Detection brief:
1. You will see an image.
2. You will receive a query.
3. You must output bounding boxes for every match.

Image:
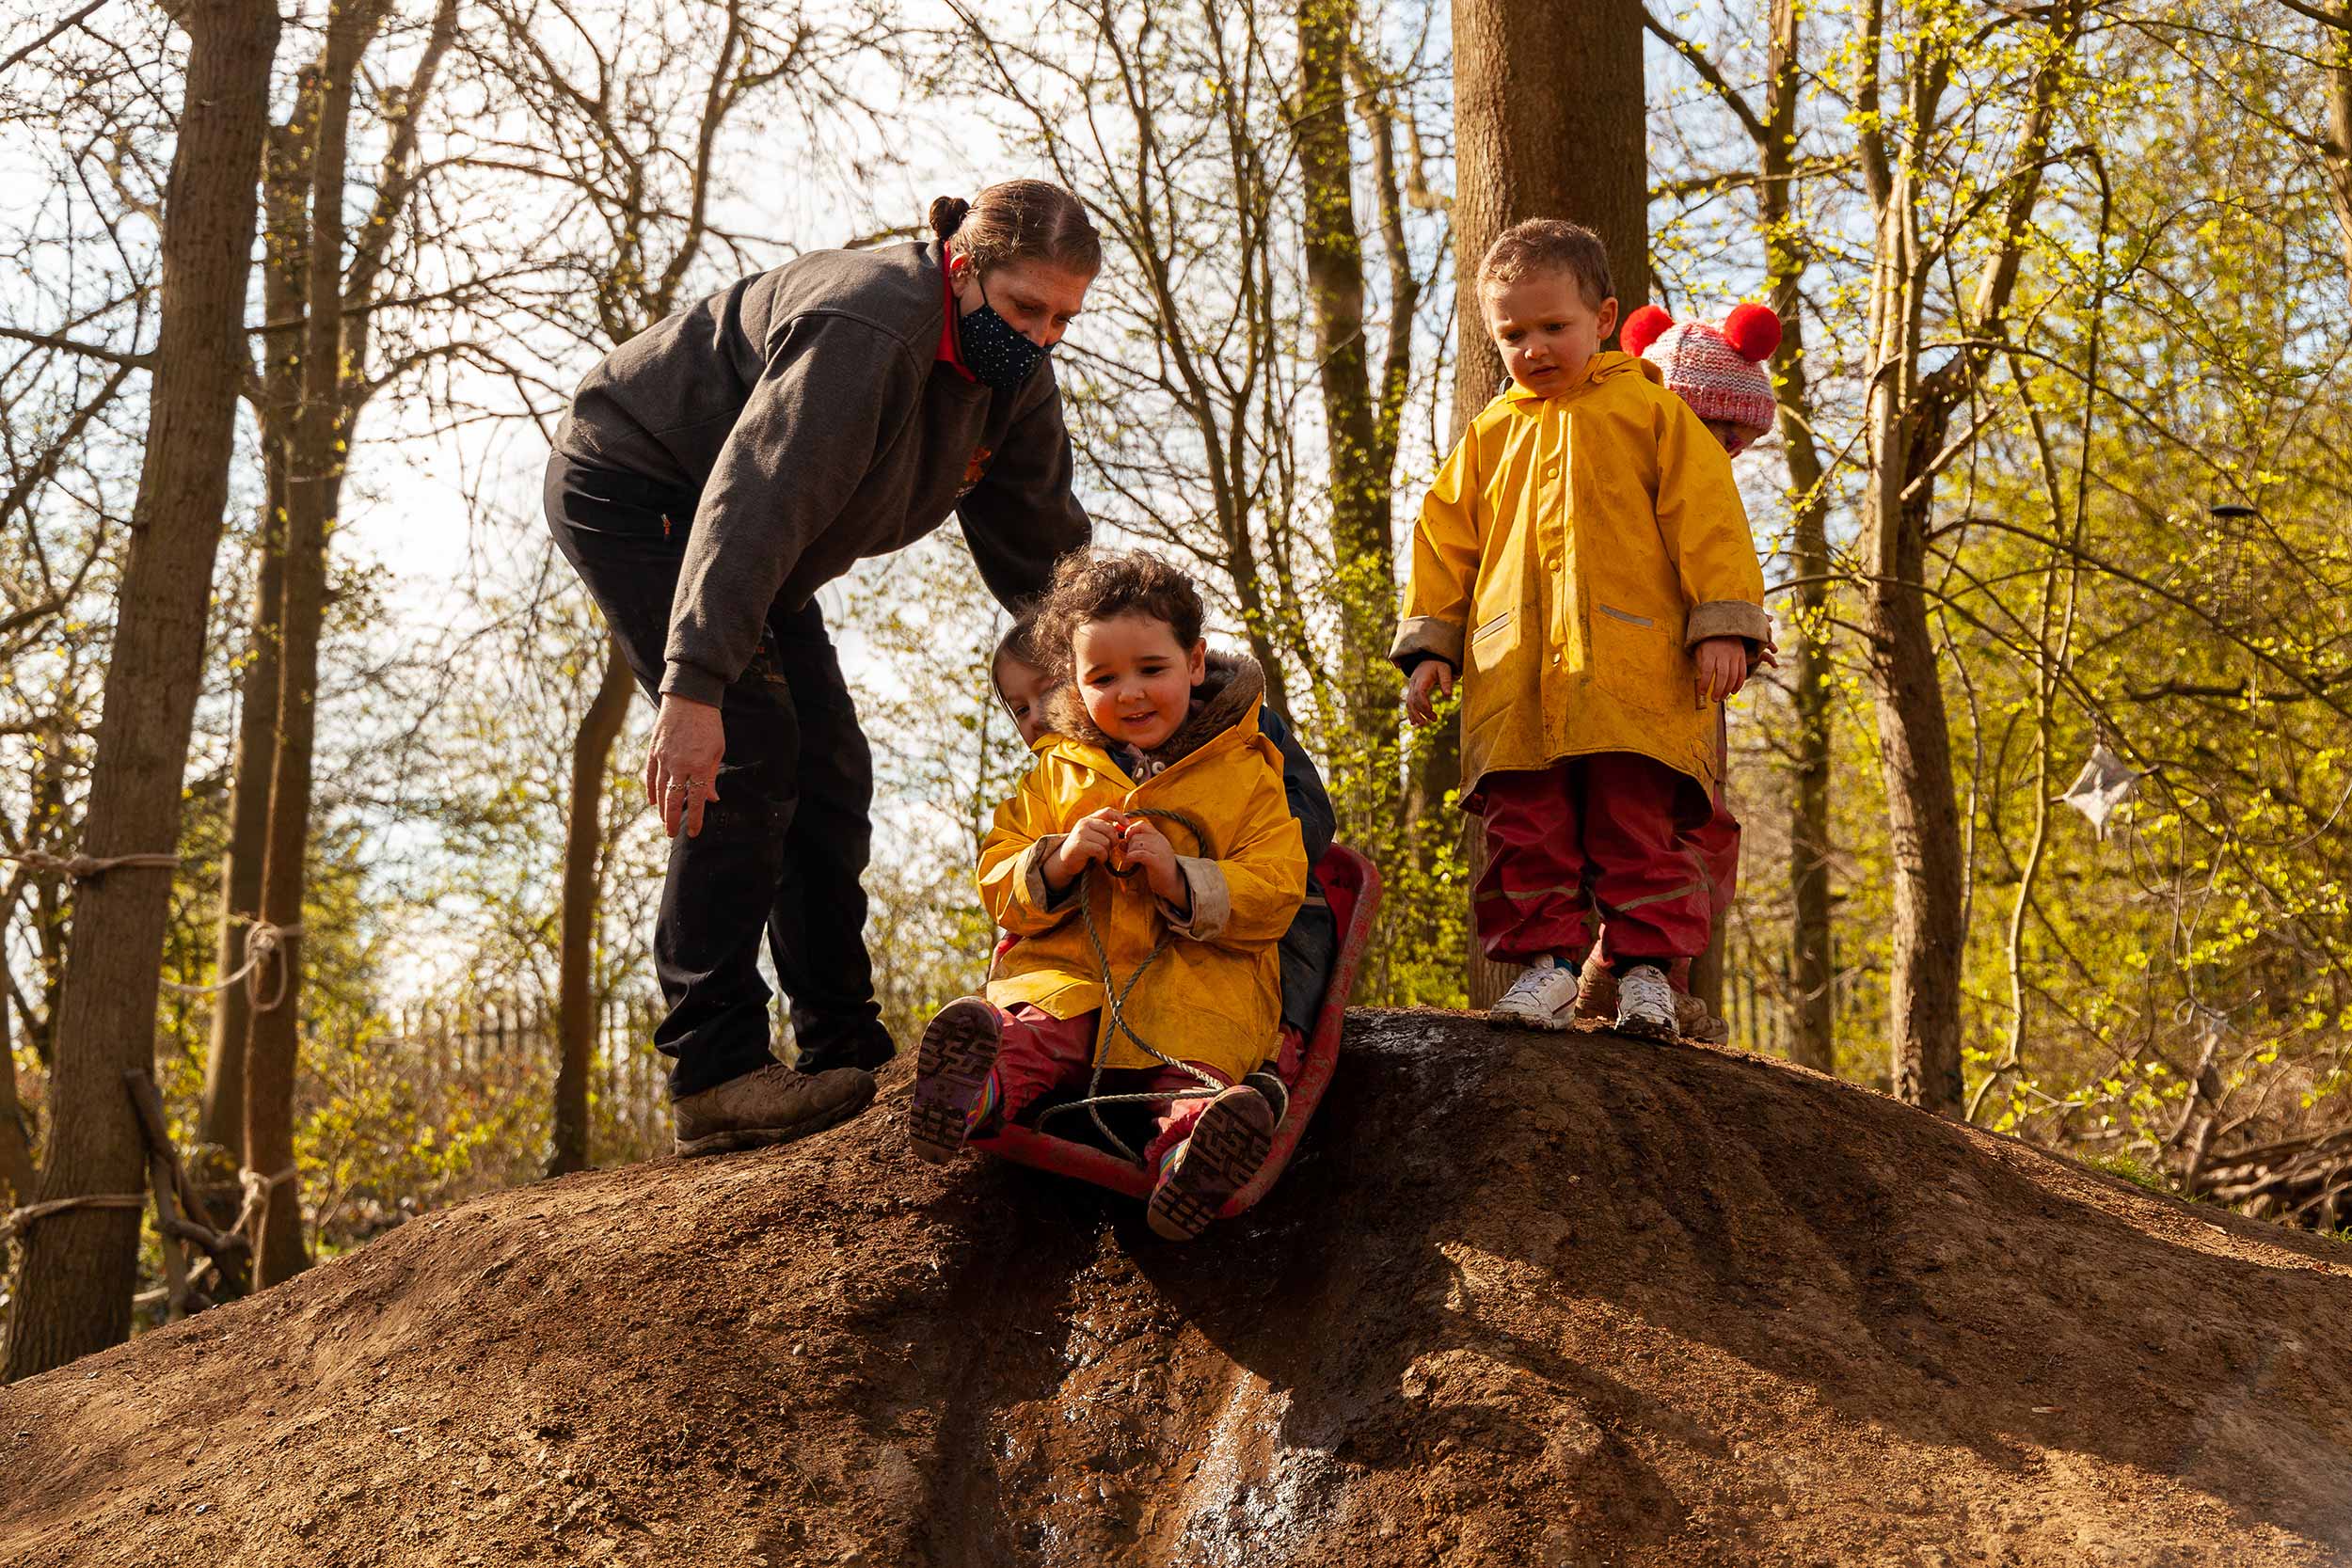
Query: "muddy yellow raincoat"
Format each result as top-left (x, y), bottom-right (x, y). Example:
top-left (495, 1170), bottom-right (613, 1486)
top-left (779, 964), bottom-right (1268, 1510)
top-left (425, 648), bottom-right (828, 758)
top-left (1391, 352), bottom-right (1771, 795)
top-left (978, 656), bottom-right (1306, 1085)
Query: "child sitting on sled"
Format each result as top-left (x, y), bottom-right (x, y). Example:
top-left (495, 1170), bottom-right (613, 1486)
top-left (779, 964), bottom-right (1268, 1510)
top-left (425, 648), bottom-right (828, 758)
top-left (1392, 218), bottom-right (1772, 1038)
top-left (915, 549), bottom-right (1308, 1241)
top-left (992, 615), bottom-right (1339, 1086)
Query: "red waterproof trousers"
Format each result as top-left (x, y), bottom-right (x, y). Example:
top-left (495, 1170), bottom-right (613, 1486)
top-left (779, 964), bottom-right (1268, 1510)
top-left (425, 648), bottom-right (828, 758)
top-left (1469, 752), bottom-right (1715, 967)
top-left (985, 1003), bottom-right (1230, 1165)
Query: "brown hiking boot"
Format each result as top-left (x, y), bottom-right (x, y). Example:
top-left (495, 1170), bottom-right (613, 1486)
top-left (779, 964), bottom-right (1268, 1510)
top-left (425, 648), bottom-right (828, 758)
top-left (673, 1063), bottom-right (876, 1158)
top-left (908, 997), bottom-right (1003, 1165)
top-left (1148, 1085), bottom-right (1275, 1243)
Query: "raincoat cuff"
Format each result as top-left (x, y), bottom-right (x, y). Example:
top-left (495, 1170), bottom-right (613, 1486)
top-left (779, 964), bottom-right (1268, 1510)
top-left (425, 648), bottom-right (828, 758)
top-left (1023, 837), bottom-right (1080, 913)
top-left (1390, 616), bottom-right (1463, 673)
top-left (1684, 600), bottom-right (1772, 651)
top-left (1160, 857), bottom-right (1231, 941)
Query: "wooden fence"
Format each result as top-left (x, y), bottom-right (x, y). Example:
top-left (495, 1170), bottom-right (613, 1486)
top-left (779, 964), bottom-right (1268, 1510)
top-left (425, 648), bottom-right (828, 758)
top-left (375, 993), bottom-right (672, 1155)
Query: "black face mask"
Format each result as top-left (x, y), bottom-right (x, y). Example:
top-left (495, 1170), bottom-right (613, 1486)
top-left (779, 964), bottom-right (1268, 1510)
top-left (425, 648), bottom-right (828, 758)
top-left (959, 278), bottom-right (1051, 392)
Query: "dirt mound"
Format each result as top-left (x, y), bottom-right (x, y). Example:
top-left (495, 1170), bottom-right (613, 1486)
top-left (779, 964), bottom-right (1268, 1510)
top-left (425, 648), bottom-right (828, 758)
top-left (5, 1013), bottom-right (2351, 1567)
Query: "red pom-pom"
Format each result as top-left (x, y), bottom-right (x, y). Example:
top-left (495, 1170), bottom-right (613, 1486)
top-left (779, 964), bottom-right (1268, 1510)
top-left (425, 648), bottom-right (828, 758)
top-left (1721, 303), bottom-right (1782, 362)
top-left (1620, 305), bottom-right (1674, 357)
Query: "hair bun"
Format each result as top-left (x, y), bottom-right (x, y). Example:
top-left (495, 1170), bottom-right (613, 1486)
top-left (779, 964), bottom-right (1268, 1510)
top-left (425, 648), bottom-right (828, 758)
top-left (1721, 303), bottom-right (1783, 362)
top-left (929, 196), bottom-right (971, 241)
top-left (1620, 304), bottom-right (1674, 357)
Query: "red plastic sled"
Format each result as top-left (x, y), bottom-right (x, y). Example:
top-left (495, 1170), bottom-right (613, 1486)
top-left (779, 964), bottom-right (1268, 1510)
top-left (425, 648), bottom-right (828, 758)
top-left (968, 843), bottom-right (1382, 1218)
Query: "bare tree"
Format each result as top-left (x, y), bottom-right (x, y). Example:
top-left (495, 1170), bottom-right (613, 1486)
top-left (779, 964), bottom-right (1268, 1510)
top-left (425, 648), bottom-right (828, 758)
top-left (0, 991), bottom-right (31, 1208)
top-left (194, 57), bottom-right (315, 1157)
top-left (245, 0), bottom-right (461, 1286)
top-left (1295, 0), bottom-right (1405, 823)
top-left (5, 0), bottom-right (281, 1380)
top-left (1645, 0), bottom-right (1839, 1067)
top-left (1852, 0), bottom-right (2089, 1115)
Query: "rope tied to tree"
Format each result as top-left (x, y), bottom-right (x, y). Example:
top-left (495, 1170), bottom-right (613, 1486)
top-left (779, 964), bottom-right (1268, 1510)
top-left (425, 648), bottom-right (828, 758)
top-left (237, 1164), bottom-right (300, 1250)
top-left (0, 849), bottom-right (179, 881)
top-left (158, 919), bottom-right (304, 1011)
top-left (1034, 807), bottom-right (1230, 1166)
top-left (0, 1191), bottom-right (147, 1246)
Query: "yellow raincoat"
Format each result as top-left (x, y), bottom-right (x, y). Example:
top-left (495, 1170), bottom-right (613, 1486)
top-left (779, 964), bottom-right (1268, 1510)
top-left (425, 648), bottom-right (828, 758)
top-left (978, 655), bottom-right (1307, 1085)
top-left (1392, 351), bottom-right (1771, 795)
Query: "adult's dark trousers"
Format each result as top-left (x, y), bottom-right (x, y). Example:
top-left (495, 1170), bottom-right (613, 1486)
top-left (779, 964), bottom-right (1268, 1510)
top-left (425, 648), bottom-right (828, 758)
top-left (543, 454), bottom-right (895, 1097)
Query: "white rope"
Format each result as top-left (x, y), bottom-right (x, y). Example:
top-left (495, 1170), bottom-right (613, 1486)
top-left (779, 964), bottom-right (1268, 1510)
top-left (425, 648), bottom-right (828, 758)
top-left (0, 1191), bottom-right (147, 1245)
top-left (1033, 808), bottom-right (1227, 1165)
top-left (159, 920), bottom-right (303, 1011)
top-left (237, 1164), bottom-right (299, 1247)
top-left (1, 849), bottom-right (179, 880)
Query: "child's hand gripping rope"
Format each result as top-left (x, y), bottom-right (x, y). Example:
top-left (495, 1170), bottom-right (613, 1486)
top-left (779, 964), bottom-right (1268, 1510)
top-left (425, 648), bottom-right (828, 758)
top-left (1034, 806), bottom-right (1229, 1165)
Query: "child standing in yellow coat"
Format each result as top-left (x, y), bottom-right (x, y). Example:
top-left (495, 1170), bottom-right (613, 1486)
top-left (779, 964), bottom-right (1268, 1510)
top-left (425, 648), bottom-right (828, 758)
top-left (1393, 219), bottom-right (1772, 1037)
top-left (913, 550), bottom-right (1307, 1240)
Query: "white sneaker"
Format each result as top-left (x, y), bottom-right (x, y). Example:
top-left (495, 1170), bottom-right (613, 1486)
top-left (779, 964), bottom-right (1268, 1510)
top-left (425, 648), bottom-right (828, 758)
top-left (1488, 956), bottom-right (1581, 1031)
top-left (1613, 963), bottom-right (1679, 1039)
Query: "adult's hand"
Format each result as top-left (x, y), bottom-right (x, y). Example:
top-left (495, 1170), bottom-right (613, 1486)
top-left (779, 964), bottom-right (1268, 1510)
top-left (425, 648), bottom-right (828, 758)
top-left (647, 693), bottom-right (725, 838)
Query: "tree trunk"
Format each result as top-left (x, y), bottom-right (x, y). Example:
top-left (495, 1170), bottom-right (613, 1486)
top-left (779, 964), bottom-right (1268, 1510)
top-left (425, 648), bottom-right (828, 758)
top-left (548, 634), bottom-right (635, 1177)
top-left (4, 0), bottom-right (279, 1382)
top-left (196, 516), bottom-right (286, 1152)
top-left (1860, 151), bottom-right (1966, 1116)
top-left (1856, 0), bottom-right (2081, 1117)
top-left (2325, 15), bottom-right (2352, 310)
top-left (199, 90), bottom-right (313, 1156)
top-left (1451, 0), bottom-right (1646, 1006)
top-left (1761, 0), bottom-right (1836, 1073)
top-left (0, 990), bottom-right (33, 1208)
top-left (1868, 454), bottom-right (1968, 1116)
top-left (1296, 0), bottom-right (1399, 848)
top-left (245, 4), bottom-right (382, 1288)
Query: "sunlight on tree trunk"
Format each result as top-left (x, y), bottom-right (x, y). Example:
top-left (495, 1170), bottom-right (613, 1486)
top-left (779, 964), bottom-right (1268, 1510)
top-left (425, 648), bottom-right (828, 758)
top-left (0, 991), bottom-right (33, 1209)
top-left (1452, 0), bottom-right (1645, 1008)
top-left (550, 635), bottom-right (634, 1176)
top-left (5, 0), bottom-right (280, 1381)
top-left (1855, 0), bottom-right (2087, 1116)
top-left (198, 512), bottom-right (285, 1155)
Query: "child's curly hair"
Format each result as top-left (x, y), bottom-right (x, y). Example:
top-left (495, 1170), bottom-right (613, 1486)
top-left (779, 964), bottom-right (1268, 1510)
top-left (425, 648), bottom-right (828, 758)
top-left (1031, 549), bottom-right (1205, 680)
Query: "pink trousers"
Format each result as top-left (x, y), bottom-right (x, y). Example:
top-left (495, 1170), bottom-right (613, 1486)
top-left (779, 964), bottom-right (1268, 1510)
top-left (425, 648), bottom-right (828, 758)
top-left (1467, 752), bottom-right (1716, 967)
top-left (988, 1003), bottom-right (1230, 1165)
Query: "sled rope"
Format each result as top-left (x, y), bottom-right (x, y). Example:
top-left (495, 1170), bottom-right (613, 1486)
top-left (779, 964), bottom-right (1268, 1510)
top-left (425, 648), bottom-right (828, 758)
top-left (1035, 807), bottom-right (1229, 1165)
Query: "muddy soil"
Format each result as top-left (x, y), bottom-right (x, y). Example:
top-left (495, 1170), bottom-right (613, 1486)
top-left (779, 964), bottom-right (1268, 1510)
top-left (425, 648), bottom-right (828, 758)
top-left (4, 1011), bottom-right (2350, 1567)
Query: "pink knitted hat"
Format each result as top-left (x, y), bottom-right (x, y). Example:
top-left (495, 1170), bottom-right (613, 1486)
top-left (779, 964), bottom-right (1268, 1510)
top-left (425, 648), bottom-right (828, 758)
top-left (1621, 303), bottom-right (1781, 451)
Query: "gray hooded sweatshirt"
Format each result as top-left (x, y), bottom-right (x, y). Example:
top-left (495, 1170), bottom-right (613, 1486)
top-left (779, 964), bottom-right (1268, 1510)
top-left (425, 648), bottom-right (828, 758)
top-left (553, 241), bottom-right (1091, 705)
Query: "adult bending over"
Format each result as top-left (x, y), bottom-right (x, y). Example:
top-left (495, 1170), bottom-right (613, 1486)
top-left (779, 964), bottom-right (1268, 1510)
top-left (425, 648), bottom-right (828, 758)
top-left (547, 181), bottom-right (1100, 1155)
